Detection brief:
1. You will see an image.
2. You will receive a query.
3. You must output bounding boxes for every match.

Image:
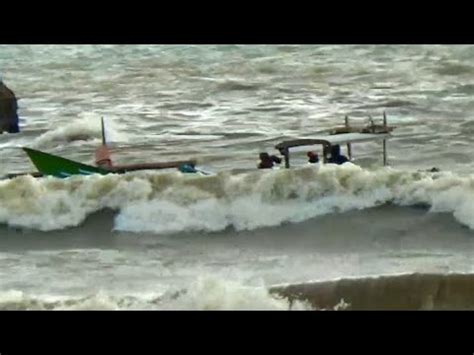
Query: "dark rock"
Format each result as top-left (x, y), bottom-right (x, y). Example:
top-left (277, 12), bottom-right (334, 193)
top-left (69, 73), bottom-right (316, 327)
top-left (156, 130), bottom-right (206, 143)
top-left (0, 80), bottom-right (20, 134)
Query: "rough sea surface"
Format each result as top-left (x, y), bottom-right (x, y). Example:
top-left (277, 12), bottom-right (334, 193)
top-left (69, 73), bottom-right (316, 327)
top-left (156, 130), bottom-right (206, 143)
top-left (1, 45), bottom-right (474, 310)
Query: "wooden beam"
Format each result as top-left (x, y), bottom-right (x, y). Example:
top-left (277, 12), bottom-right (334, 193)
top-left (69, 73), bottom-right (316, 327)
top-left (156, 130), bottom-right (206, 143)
top-left (4, 171), bottom-right (44, 179)
top-left (109, 160), bottom-right (197, 173)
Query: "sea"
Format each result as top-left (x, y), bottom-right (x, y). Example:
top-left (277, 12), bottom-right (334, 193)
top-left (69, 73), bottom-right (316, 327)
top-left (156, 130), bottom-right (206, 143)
top-left (1, 45), bottom-right (474, 310)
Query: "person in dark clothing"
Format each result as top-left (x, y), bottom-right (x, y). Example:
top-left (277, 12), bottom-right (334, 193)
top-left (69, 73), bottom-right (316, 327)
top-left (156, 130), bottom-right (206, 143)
top-left (307, 151), bottom-right (319, 164)
top-left (270, 154), bottom-right (282, 164)
top-left (258, 152), bottom-right (281, 169)
top-left (327, 145), bottom-right (349, 165)
top-left (258, 153), bottom-right (273, 169)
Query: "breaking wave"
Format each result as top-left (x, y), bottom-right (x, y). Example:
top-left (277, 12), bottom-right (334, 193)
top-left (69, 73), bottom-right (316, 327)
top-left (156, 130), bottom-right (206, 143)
top-left (5, 271), bottom-right (474, 310)
top-left (31, 113), bottom-right (128, 149)
top-left (1, 163), bottom-right (474, 233)
top-left (271, 272), bottom-right (474, 310)
top-left (0, 276), bottom-right (311, 310)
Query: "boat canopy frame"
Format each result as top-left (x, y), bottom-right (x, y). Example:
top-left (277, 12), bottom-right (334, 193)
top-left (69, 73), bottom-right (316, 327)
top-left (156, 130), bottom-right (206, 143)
top-left (274, 112), bottom-right (394, 168)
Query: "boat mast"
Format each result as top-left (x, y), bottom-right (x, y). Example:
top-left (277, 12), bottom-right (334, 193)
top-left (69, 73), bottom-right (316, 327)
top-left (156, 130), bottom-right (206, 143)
top-left (95, 117), bottom-right (113, 168)
top-left (101, 116), bottom-right (107, 145)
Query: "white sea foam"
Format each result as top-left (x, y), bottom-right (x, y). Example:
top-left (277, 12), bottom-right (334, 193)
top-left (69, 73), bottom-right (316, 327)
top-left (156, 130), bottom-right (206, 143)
top-left (1, 164), bottom-right (474, 233)
top-left (31, 113), bottom-right (128, 149)
top-left (0, 276), bottom-right (310, 310)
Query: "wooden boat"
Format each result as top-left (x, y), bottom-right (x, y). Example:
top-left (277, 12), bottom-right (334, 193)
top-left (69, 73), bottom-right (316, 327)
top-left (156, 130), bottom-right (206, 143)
top-left (22, 146), bottom-right (199, 178)
top-left (4, 113), bottom-right (396, 179)
top-left (6, 117), bottom-right (203, 179)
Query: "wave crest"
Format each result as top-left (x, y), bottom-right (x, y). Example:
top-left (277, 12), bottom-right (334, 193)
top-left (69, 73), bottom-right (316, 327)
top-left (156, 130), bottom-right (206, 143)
top-left (1, 164), bottom-right (474, 233)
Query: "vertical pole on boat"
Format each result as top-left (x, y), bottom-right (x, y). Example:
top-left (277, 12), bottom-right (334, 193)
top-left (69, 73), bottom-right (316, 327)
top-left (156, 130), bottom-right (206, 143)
top-left (345, 115), bottom-right (352, 160)
top-left (382, 111), bottom-right (387, 166)
top-left (284, 148), bottom-right (290, 168)
top-left (101, 116), bottom-right (107, 146)
top-left (96, 116), bottom-right (113, 168)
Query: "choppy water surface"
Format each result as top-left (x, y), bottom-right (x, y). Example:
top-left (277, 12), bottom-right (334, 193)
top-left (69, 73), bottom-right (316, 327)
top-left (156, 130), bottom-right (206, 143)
top-left (1, 45), bottom-right (474, 309)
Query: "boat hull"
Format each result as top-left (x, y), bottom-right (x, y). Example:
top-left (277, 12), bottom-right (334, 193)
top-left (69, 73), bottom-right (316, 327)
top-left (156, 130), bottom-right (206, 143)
top-left (23, 147), bottom-right (110, 178)
top-left (22, 147), bottom-right (205, 178)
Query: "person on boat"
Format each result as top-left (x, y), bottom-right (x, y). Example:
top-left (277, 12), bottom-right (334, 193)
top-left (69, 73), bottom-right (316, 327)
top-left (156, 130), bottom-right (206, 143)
top-left (327, 145), bottom-right (349, 165)
top-left (270, 154), bottom-right (282, 164)
top-left (307, 151), bottom-right (319, 164)
top-left (95, 144), bottom-right (113, 169)
top-left (0, 77), bottom-right (20, 134)
top-left (258, 152), bottom-right (281, 169)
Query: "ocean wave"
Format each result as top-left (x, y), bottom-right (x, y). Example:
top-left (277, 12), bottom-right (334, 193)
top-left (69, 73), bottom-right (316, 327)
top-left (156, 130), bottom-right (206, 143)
top-left (434, 63), bottom-right (474, 76)
top-left (31, 113), bottom-right (128, 149)
top-left (1, 164), bottom-right (474, 233)
top-left (4, 272), bottom-right (474, 310)
top-left (0, 276), bottom-right (311, 310)
top-left (217, 80), bottom-right (263, 91)
top-left (271, 272), bottom-right (474, 310)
